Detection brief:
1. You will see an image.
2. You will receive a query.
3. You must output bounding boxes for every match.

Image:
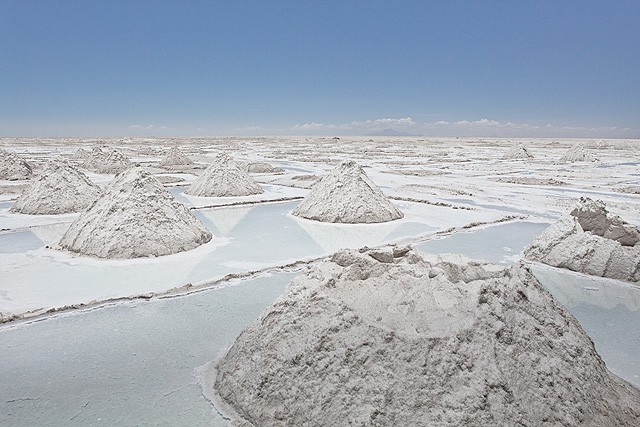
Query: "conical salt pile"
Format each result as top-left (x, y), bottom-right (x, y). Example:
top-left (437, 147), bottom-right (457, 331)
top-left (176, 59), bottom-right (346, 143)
top-left (159, 146), bottom-right (194, 167)
top-left (10, 158), bottom-right (102, 214)
top-left (71, 147), bottom-right (89, 161)
top-left (59, 167), bottom-right (212, 258)
top-left (0, 148), bottom-right (32, 180)
top-left (525, 197), bottom-right (640, 282)
top-left (292, 160), bottom-right (403, 223)
top-left (205, 248), bottom-right (640, 426)
top-left (82, 145), bottom-right (132, 174)
top-left (560, 144), bottom-right (598, 162)
top-left (243, 161), bottom-right (283, 174)
top-left (503, 143), bottom-right (533, 159)
top-left (186, 154), bottom-right (263, 197)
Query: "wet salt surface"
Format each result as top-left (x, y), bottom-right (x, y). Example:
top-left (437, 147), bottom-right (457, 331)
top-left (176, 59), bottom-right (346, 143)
top-left (1, 245), bottom-right (638, 426)
top-left (0, 201), bottom-right (444, 316)
top-left (442, 198), bottom-right (551, 217)
top-left (530, 265), bottom-right (640, 388)
top-left (416, 222), bottom-right (640, 387)
top-left (416, 221), bottom-right (550, 264)
top-left (0, 231), bottom-right (43, 253)
top-left (0, 272), bottom-right (296, 427)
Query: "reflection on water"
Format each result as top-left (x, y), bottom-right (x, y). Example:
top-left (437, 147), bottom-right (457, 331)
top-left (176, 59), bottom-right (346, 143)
top-left (0, 201), bottom-right (440, 315)
top-left (294, 215), bottom-right (398, 253)
top-left (0, 231), bottom-right (43, 253)
top-left (531, 264), bottom-right (640, 387)
top-left (198, 206), bottom-right (254, 235)
top-left (416, 221), bottom-right (549, 264)
top-left (1, 217), bottom-right (639, 427)
top-left (0, 272), bottom-right (297, 427)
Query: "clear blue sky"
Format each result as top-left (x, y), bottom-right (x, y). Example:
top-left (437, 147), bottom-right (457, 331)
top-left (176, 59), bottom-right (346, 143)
top-left (1, 0), bottom-right (639, 137)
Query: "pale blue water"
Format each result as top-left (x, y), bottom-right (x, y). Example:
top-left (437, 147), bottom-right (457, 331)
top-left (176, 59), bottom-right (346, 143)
top-left (0, 201), bottom-right (436, 314)
top-left (0, 231), bottom-right (43, 253)
top-left (1, 222), bottom-right (638, 427)
top-left (416, 221), bottom-right (549, 264)
top-left (0, 271), bottom-right (297, 427)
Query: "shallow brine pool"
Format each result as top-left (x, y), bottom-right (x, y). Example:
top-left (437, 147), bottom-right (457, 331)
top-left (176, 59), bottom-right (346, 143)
top-left (1, 200), bottom-right (461, 316)
top-left (1, 219), bottom-right (638, 426)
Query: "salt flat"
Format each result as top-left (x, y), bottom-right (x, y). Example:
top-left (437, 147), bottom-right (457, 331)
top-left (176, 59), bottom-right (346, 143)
top-left (0, 136), bottom-right (638, 425)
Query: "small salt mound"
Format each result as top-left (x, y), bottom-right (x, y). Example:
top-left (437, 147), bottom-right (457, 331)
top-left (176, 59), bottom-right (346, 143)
top-left (0, 148), bottom-right (32, 180)
top-left (82, 146), bottom-right (132, 174)
top-left (71, 148), bottom-right (89, 161)
top-left (292, 160), bottom-right (403, 223)
top-left (560, 144), bottom-right (598, 162)
top-left (186, 154), bottom-right (263, 197)
top-left (10, 158), bottom-right (102, 214)
top-left (525, 197), bottom-right (640, 282)
top-left (59, 167), bottom-right (211, 258)
top-left (207, 248), bottom-right (640, 426)
top-left (159, 146), bottom-right (194, 167)
top-left (503, 143), bottom-right (533, 159)
top-left (242, 161), bottom-right (283, 174)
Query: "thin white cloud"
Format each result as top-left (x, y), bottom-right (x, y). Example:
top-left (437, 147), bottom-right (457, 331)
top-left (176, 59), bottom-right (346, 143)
top-left (292, 117), bottom-right (416, 134)
top-left (292, 122), bottom-right (334, 130)
top-left (128, 124), bottom-right (156, 130)
top-left (127, 124), bottom-right (177, 133)
top-left (422, 118), bottom-right (639, 138)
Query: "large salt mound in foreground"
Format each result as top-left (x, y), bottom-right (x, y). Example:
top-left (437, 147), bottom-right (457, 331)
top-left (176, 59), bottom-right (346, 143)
top-left (160, 146), bottom-right (194, 167)
top-left (0, 148), bottom-right (32, 180)
top-left (525, 197), bottom-right (640, 282)
top-left (186, 154), bottom-right (263, 197)
top-left (59, 167), bottom-right (211, 258)
top-left (206, 248), bottom-right (640, 426)
top-left (10, 158), bottom-right (102, 214)
top-left (292, 160), bottom-right (403, 223)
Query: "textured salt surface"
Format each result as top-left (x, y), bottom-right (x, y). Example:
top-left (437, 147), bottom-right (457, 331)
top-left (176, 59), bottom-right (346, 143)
top-left (160, 146), bottom-right (194, 166)
top-left (82, 146), bottom-right (132, 173)
top-left (560, 144), bottom-right (598, 162)
top-left (293, 160), bottom-right (403, 223)
top-left (0, 148), bottom-right (32, 180)
top-left (2, 200), bottom-right (453, 316)
top-left (208, 248), bottom-right (640, 426)
top-left (59, 167), bottom-right (211, 258)
top-left (10, 158), bottom-right (102, 214)
top-left (243, 161), bottom-right (283, 173)
top-left (503, 144), bottom-right (533, 159)
top-left (187, 154), bottom-right (264, 197)
top-left (525, 197), bottom-right (640, 282)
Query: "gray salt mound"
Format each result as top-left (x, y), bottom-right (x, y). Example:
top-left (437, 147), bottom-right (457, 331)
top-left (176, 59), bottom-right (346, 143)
top-left (82, 145), bottom-right (132, 174)
top-left (160, 146), bottom-right (194, 167)
top-left (292, 160), bottom-right (403, 223)
top-left (503, 143), bottom-right (533, 159)
top-left (560, 144), bottom-right (598, 163)
top-left (525, 197), bottom-right (640, 282)
top-left (71, 147), bottom-right (89, 161)
top-left (10, 158), bottom-right (102, 214)
top-left (59, 167), bottom-right (211, 258)
top-left (0, 148), bottom-right (32, 180)
top-left (186, 154), bottom-right (263, 197)
top-left (207, 247), bottom-right (640, 426)
top-left (242, 161), bottom-right (284, 174)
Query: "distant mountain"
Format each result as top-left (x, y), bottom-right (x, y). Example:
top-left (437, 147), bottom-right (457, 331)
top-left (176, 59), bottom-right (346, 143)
top-left (364, 128), bottom-right (421, 137)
